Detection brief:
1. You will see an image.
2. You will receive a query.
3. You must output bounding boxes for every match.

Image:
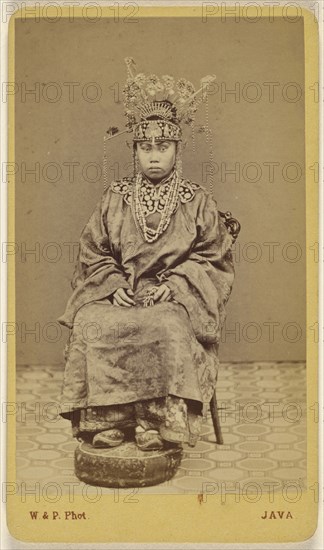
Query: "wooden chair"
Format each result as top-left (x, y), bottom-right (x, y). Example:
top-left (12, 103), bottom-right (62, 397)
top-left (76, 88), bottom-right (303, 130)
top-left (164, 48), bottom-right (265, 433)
top-left (210, 210), bottom-right (241, 445)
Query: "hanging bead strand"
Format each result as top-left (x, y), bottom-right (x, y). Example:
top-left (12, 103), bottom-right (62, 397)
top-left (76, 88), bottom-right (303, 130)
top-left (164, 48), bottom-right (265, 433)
top-left (103, 135), bottom-right (108, 191)
top-left (208, 126), bottom-right (214, 195)
top-left (175, 142), bottom-right (183, 178)
top-left (205, 93), bottom-right (214, 195)
top-left (191, 121), bottom-right (196, 153)
top-left (132, 145), bottom-right (137, 178)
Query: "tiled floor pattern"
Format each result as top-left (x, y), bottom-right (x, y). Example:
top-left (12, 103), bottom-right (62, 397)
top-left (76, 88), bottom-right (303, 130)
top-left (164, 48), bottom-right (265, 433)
top-left (15, 362), bottom-right (306, 495)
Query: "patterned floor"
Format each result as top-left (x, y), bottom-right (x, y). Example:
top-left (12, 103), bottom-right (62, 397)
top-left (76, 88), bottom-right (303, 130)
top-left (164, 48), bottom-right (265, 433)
top-left (15, 362), bottom-right (306, 495)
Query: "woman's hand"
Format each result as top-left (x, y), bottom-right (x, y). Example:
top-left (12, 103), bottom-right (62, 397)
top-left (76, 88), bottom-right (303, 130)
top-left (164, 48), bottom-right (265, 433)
top-left (112, 288), bottom-right (135, 307)
top-left (153, 284), bottom-right (172, 303)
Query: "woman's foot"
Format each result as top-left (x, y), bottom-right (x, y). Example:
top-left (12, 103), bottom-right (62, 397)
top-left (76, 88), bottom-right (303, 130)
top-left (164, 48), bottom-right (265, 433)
top-left (92, 429), bottom-right (124, 448)
top-left (135, 426), bottom-right (164, 451)
top-left (160, 425), bottom-right (198, 447)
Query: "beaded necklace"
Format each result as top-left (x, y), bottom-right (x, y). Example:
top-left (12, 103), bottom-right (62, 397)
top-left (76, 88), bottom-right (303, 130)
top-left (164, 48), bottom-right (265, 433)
top-left (131, 171), bottom-right (180, 243)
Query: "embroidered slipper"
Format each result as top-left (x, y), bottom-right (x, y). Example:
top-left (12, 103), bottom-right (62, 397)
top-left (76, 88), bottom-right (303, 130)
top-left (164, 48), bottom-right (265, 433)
top-left (135, 429), bottom-right (164, 451)
top-left (92, 429), bottom-right (124, 448)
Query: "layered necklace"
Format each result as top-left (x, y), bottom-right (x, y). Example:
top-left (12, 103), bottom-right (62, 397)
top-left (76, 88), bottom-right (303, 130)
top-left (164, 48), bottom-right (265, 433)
top-left (131, 170), bottom-right (180, 243)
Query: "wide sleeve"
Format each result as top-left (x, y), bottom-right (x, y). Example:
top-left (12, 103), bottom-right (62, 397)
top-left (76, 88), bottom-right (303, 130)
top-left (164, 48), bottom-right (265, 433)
top-left (159, 192), bottom-right (235, 345)
top-left (58, 188), bottom-right (130, 328)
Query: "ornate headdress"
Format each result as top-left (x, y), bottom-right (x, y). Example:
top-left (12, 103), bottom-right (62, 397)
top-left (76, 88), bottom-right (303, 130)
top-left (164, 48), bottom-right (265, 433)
top-left (106, 57), bottom-right (216, 143)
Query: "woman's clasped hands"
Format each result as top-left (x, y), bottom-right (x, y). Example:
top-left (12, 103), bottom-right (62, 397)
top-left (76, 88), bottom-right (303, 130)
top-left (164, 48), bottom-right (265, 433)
top-left (112, 284), bottom-right (171, 307)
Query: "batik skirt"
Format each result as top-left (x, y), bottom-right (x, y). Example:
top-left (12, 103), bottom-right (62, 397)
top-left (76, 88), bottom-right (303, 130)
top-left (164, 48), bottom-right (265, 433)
top-left (59, 280), bottom-right (219, 445)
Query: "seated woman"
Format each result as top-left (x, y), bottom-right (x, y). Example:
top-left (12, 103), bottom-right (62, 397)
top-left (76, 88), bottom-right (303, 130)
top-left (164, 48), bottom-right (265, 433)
top-left (58, 59), bottom-right (235, 451)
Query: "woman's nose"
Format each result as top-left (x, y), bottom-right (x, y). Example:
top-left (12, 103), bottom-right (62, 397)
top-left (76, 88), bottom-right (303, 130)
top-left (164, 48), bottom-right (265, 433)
top-left (149, 153), bottom-right (159, 163)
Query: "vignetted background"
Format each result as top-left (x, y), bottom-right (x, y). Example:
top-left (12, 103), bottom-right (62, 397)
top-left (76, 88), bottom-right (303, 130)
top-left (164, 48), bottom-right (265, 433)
top-left (14, 14), bottom-right (306, 364)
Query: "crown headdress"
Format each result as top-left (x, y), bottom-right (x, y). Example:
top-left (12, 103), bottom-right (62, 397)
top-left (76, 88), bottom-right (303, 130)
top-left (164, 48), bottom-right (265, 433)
top-left (105, 57), bottom-right (216, 142)
top-left (139, 101), bottom-right (176, 121)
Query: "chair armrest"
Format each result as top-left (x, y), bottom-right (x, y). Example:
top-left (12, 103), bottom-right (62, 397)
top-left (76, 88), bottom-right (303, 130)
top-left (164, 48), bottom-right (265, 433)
top-left (218, 210), bottom-right (241, 243)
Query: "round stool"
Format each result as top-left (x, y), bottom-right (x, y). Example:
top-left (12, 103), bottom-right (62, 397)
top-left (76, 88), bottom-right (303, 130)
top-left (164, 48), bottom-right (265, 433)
top-left (74, 441), bottom-right (183, 488)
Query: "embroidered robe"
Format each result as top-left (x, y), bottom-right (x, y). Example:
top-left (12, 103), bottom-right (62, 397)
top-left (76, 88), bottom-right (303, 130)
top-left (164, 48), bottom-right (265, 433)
top-left (58, 176), bottom-right (234, 418)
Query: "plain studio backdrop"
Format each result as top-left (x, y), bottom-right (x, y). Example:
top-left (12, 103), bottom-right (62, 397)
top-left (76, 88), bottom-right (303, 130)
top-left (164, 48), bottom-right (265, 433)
top-left (13, 14), bottom-right (306, 365)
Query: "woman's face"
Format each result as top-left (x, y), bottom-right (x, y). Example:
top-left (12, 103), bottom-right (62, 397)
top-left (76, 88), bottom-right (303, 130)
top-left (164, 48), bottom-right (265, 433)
top-left (136, 140), bottom-right (177, 182)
